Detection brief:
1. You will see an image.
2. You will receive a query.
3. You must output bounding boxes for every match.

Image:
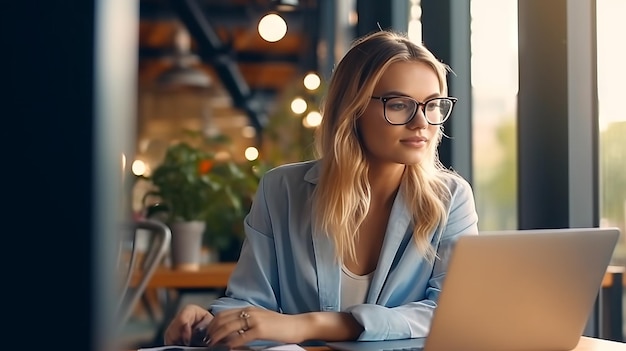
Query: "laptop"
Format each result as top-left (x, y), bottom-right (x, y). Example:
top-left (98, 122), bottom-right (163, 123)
top-left (327, 227), bottom-right (620, 351)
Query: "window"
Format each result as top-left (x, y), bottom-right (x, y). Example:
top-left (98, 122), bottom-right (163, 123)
top-left (470, 0), bottom-right (518, 230)
top-left (597, 0), bottom-right (626, 265)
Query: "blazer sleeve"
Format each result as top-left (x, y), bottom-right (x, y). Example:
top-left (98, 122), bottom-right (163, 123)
top-left (209, 175), bottom-right (282, 314)
top-left (346, 177), bottom-right (479, 340)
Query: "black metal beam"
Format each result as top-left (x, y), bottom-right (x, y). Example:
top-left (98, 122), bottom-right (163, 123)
top-left (138, 47), bottom-right (301, 64)
top-left (172, 0), bottom-right (267, 136)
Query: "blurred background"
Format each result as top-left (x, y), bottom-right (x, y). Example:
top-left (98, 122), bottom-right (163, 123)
top-left (130, 0), bottom-right (625, 261)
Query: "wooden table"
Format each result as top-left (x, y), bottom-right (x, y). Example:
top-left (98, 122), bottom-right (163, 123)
top-left (132, 262), bottom-right (237, 289)
top-left (603, 266), bottom-right (625, 288)
top-left (140, 263), bottom-right (624, 291)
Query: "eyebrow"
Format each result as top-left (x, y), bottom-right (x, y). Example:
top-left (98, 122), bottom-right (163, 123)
top-left (376, 90), bottom-right (442, 100)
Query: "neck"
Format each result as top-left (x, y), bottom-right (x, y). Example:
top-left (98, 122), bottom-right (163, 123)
top-left (368, 163), bottom-right (404, 205)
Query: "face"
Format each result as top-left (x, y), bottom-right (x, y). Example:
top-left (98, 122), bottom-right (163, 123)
top-left (357, 61), bottom-right (442, 167)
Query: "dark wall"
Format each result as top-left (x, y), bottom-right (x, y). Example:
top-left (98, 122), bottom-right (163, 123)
top-left (9, 0), bottom-right (99, 348)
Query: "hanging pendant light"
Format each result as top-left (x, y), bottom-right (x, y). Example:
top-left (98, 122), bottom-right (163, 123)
top-left (271, 0), bottom-right (299, 12)
top-left (156, 22), bottom-right (211, 90)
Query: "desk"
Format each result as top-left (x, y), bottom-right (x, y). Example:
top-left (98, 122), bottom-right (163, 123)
top-left (571, 336), bottom-right (626, 350)
top-left (132, 262), bottom-right (237, 289)
top-left (129, 336), bottom-right (624, 350)
top-left (311, 337), bottom-right (626, 350)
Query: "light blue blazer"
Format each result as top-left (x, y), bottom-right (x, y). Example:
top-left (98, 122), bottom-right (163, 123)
top-left (210, 160), bottom-right (479, 341)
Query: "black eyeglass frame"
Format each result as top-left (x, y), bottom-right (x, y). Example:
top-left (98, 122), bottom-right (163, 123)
top-left (370, 96), bottom-right (458, 126)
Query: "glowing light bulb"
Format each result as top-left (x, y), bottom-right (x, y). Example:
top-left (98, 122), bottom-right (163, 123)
top-left (291, 97), bottom-right (308, 114)
top-left (303, 72), bottom-right (321, 90)
top-left (132, 159), bottom-right (147, 176)
top-left (245, 147), bottom-right (259, 161)
top-left (258, 13), bottom-right (287, 42)
top-left (304, 111), bottom-right (322, 128)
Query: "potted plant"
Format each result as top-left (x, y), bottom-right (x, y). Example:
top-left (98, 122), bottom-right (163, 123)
top-left (139, 132), bottom-right (263, 268)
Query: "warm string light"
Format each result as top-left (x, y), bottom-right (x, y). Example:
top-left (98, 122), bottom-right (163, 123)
top-left (258, 13), bottom-right (287, 42)
top-left (291, 97), bottom-right (307, 114)
top-left (303, 111), bottom-right (322, 128)
top-left (303, 72), bottom-right (321, 91)
top-left (408, 0), bottom-right (422, 44)
top-left (245, 147), bottom-right (259, 161)
top-left (132, 159), bottom-right (148, 176)
top-left (287, 72), bottom-right (323, 127)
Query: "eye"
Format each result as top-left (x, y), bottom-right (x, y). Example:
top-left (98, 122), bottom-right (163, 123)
top-left (425, 100), bottom-right (440, 111)
top-left (387, 98), bottom-right (414, 111)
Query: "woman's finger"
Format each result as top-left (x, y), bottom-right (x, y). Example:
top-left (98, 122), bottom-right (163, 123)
top-left (208, 308), bottom-right (255, 346)
top-left (164, 304), bottom-right (209, 345)
top-left (164, 321), bottom-right (191, 345)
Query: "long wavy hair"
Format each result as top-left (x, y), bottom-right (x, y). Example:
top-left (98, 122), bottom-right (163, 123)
top-left (313, 30), bottom-right (456, 264)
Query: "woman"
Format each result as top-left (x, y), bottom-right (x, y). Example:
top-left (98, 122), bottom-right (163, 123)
top-left (164, 29), bottom-right (478, 348)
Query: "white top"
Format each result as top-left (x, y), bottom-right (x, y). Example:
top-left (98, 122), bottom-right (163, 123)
top-left (341, 265), bottom-right (374, 310)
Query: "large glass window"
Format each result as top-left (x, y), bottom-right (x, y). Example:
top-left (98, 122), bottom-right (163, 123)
top-left (597, 0), bottom-right (626, 265)
top-left (470, 0), bottom-right (518, 230)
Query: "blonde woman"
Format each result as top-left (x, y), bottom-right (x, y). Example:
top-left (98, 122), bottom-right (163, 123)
top-left (164, 29), bottom-right (478, 348)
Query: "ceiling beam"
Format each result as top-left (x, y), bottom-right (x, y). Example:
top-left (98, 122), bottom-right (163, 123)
top-left (172, 0), bottom-right (268, 137)
top-left (138, 47), bottom-right (301, 64)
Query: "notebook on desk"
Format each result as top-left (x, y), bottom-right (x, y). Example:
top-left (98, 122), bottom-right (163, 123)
top-left (327, 227), bottom-right (620, 351)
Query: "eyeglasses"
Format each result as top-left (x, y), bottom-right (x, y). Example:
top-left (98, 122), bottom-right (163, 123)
top-left (370, 96), bottom-right (458, 126)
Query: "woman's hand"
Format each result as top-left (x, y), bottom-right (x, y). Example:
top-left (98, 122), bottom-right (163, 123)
top-left (164, 304), bottom-right (213, 345)
top-left (207, 307), bottom-right (308, 348)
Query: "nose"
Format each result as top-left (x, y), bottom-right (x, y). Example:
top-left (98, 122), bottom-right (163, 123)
top-left (406, 106), bottom-right (428, 129)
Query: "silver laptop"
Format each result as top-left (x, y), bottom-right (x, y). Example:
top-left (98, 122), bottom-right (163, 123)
top-left (327, 227), bottom-right (620, 351)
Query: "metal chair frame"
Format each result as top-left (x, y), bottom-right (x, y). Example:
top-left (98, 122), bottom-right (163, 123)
top-left (116, 219), bottom-right (171, 328)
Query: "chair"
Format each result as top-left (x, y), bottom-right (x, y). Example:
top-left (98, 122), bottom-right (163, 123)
top-left (116, 219), bottom-right (171, 329)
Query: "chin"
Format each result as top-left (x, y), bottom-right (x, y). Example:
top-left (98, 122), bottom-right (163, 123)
top-left (399, 152), bottom-right (427, 165)
top-left (398, 157), bottom-right (424, 166)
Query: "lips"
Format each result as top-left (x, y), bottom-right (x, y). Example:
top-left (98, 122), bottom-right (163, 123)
top-left (400, 136), bottom-right (428, 143)
top-left (399, 135), bottom-right (428, 148)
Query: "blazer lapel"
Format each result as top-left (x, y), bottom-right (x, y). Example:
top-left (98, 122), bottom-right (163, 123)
top-left (306, 162), bottom-right (341, 311)
top-left (367, 191), bottom-right (411, 303)
top-left (311, 213), bottom-right (341, 311)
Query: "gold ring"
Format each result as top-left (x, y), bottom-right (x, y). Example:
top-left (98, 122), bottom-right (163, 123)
top-left (240, 310), bottom-right (251, 330)
top-left (238, 328), bottom-right (245, 335)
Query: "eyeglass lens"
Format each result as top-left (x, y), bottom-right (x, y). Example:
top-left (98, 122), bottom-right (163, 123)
top-left (385, 97), bottom-right (453, 125)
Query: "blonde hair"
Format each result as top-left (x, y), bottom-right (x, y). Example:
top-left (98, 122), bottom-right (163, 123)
top-left (313, 30), bottom-right (456, 264)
